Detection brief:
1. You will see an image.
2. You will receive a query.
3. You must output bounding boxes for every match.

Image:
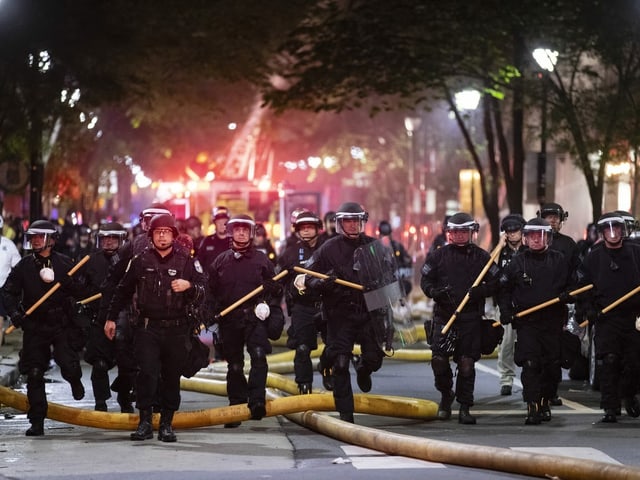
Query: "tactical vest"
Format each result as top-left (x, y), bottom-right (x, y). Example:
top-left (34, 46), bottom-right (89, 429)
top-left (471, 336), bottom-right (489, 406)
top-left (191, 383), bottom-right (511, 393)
top-left (136, 250), bottom-right (189, 318)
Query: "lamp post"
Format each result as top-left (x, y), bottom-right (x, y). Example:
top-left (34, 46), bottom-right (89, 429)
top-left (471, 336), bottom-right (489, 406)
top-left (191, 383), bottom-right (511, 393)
top-left (454, 90), bottom-right (481, 217)
top-left (532, 48), bottom-right (558, 205)
top-left (404, 116), bottom-right (421, 228)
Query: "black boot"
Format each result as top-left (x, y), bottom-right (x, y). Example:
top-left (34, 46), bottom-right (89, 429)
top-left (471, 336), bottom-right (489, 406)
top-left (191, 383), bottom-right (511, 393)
top-left (525, 402), bottom-right (542, 425)
top-left (624, 396), bottom-right (640, 418)
top-left (437, 390), bottom-right (455, 420)
top-left (353, 355), bottom-right (372, 393)
top-left (130, 409), bottom-right (153, 440)
top-left (458, 404), bottom-right (476, 425)
top-left (158, 410), bottom-right (177, 443)
top-left (540, 398), bottom-right (551, 422)
top-left (339, 412), bottom-right (355, 423)
top-left (298, 383), bottom-right (312, 394)
top-left (25, 419), bottom-right (44, 436)
top-left (318, 361), bottom-right (334, 391)
top-left (249, 402), bottom-right (266, 420)
top-left (601, 408), bottom-right (617, 423)
top-left (117, 392), bottom-right (134, 414)
top-left (70, 380), bottom-right (85, 400)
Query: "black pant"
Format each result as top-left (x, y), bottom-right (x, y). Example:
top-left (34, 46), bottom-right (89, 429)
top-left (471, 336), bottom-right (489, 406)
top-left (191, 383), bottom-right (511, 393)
top-left (288, 303), bottom-right (321, 385)
top-left (324, 307), bottom-right (384, 415)
top-left (19, 326), bottom-right (82, 422)
top-left (133, 322), bottom-right (189, 411)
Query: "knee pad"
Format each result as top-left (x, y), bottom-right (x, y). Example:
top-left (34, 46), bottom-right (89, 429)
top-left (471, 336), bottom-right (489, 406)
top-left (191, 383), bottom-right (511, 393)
top-left (92, 359), bottom-right (110, 373)
top-left (457, 356), bottom-right (475, 377)
top-left (333, 354), bottom-right (351, 375)
top-left (523, 359), bottom-right (541, 373)
top-left (602, 353), bottom-right (620, 367)
top-left (431, 355), bottom-right (450, 376)
top-left (228, 362), bottom-right (244, 375)
top-left (296, 344), bottom-right (311, 355)
top-left (27, 367), bottom-right (45, 384)
top-left (249, 347), bottom-right (267, 368)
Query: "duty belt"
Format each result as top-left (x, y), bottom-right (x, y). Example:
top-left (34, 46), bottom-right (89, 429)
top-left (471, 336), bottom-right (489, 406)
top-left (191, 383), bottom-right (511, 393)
top-left (143, 317), bottom-right (186, 328)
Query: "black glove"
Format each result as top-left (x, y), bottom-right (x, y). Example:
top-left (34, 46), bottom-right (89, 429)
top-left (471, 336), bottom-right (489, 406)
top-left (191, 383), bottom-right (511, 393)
top-left (430, 285), bottom-right (452, 304)
top-left (558, 290), bottom-right (575, 304)
top-left (262, 279), bottom-right (283, 296)
top-left (467, 285), bottom-right (486, 303)
top-left (9, 309), bottom-right (26, 329)
top-left (500, 312), bottom-right (515, 326)
top-left (306, 274), bottom-right (337, 293)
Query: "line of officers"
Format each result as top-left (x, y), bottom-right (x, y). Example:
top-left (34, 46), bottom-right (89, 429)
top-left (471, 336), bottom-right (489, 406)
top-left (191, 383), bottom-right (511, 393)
top-left (2, 200), bottom-right (415, 440)
top-left (422, 203), bottom-right (640, 426)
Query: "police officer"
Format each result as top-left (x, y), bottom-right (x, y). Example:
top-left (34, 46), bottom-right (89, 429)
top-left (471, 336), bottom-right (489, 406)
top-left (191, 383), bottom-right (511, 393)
top-left (278, 211), bottom-right (325, 394)
top-left (97, 203), bottom-right (172, 409)
top-left (317, 210), bottom-right (337, 244)
top-left (498, 218), bottom-right (574, 425)
top-left (301, 202), bottom-right (386, 423)
top-left (105, 214), bottom-right (207, 442)
top-left (206, 214), bottom-right (285, 427)
top-left (76, 222), bottom-right (133, 412)
top-left (1, 220), bottom-right (85, 436)
top-left (197, 206), bottom-right (231, 268)
top-left (420, 212), bottom-right (499, 425)
top-left (184, 215), bottom-right (205, 256)
top-left (576, 212), bottom-right (640, 422)
top-left (0, 214), bottom-right (21, 347)
top-left (496, 214), bottom-right (526, 396)
top-left (378, 220), bottom-right (413, 296)
top-left (254, 223), bottom-right (277, 265)
top-left (537, 202), bottom-right (579, 405)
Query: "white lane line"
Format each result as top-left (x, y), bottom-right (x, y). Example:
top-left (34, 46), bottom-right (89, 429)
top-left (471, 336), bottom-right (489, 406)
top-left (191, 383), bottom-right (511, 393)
top-left (341, 445), bottom-right (445, 469)
top-left (475, 361), bottom-right (600, 412)
top-left (475, 361), bottom-right (523, 388)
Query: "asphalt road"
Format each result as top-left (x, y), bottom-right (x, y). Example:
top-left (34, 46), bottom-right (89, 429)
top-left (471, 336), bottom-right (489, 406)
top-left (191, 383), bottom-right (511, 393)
top-left (2, 334), bottom-right (640, 480)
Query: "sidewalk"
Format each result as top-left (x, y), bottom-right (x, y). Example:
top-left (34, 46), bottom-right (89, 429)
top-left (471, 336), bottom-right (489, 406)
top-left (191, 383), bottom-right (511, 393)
top-left (0, 328), bottom-right (21, 387)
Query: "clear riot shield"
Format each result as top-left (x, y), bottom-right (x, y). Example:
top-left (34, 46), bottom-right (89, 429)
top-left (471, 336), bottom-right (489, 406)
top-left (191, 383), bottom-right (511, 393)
top-left (353, 239), bottom-right (418, 347)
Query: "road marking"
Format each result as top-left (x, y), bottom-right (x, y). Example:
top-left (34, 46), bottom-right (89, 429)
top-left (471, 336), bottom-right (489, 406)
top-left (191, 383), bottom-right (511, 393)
top-left (475, 361), bottom-right (600, 413)
top-left (341, 445), bottom-right (445, 469)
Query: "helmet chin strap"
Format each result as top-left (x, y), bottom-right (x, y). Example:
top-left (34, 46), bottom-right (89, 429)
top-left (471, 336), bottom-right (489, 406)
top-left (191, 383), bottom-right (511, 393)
top-left (232, 239), bottom-right (251, 252)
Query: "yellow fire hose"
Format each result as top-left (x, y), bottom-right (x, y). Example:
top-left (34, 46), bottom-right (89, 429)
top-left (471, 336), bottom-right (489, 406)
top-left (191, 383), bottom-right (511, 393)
top-left (280, 405), bottom-right (640, 480)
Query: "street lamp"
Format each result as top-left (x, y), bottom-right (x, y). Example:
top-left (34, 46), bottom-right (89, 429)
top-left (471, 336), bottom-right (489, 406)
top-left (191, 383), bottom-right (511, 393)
top-left (532, 48), bottom-right (558, 205)
top-left (404, 116), bottom-right (422, 228)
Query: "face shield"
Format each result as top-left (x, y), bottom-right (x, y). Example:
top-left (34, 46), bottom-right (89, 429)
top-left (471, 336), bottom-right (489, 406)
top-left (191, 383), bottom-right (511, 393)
top-left (96, 230), bottom-right (127, 253)
top-left (336, 213), bottom-right (366, 238)
top-left (523, 226), bottom-right (552, 251)
top-left (24, 229), bottom-right (56, 253)
top-left (597, 217), bottom-right (626, 245)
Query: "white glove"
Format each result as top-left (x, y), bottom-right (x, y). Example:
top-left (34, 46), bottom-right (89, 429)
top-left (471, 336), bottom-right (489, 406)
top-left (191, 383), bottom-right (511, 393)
top-left (254, 302), bottom-right (271, 321)
top-left (636, 316), bottom-right (640, 332)
top-left (294, 274), bottom-right (307, 294)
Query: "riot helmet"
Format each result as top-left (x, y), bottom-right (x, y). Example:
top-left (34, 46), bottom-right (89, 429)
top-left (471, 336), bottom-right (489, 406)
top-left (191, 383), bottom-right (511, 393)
top-left (445, 212), bottom-right (479, 246)
top-left (335, 202), bottom-right (368, 239)
top-left (537, 202), bottom-right (567, 232)
top-left (522, 217), bottom-right (553, 252)
top-left (323, 211), bottom-right (337, 236)
top-left (227, 214), bottom-right (255, 251)
top-left (147, 214), bottom-right (178, 251)
top-left (24, 220), bottom-right (58, 253)
top-left (96, 222), bottom-right (127, 253)
top-left (500, 214), bottom-right (526, 233)
top-left (596, 212), bottom-right (626, 247)
top-left (295, 211), bottom-right (322, 243)
top-left (378, 220), bottom-right (393, 237)
top-left (212, 206), bottom-right (230, 222)
top-left (139, 203), bottom-right (171, 231)
top-left (613, 210), bottom-right (637, 238)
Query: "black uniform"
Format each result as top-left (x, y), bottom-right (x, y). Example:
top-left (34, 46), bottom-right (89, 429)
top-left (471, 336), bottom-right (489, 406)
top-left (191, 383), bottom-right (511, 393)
top-left (77, 248), bottom-right (136, 411)
top-left (277, 237), bottom-right (325, 392)
top-left (107, 247), bottom-right (206, 414)
top-left (577, 240), bottom-right (640, 416)
top-left (421, 243), bottom-right (499, 411)
top-left (304, 233), bottom-right (386, 421)
top-left (1, 252), bottom-right (84, 426)
top-left (197, 233), bottom-right (230, 269)
top-left (207, 246), bottom-right (284, 419)
top-left (498, 248), bottom-right (572, 409)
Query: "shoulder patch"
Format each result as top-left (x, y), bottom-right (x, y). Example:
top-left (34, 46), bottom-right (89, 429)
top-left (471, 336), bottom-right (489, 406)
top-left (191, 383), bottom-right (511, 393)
top-left (194, 259), bottom-right (203, 274)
